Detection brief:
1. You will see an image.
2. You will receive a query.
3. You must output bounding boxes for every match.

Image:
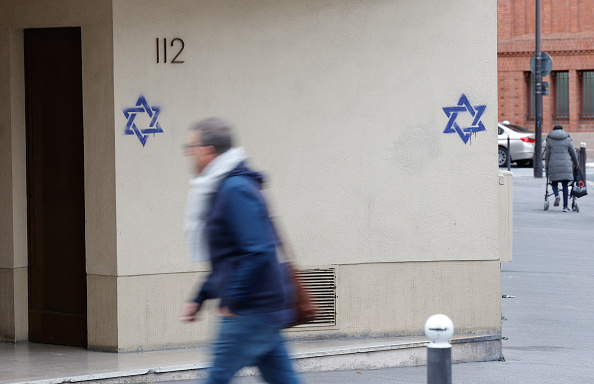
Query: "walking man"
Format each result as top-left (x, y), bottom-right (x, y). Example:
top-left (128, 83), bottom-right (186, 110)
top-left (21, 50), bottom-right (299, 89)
top-left (545, 124), bottom-right (578, 212)
top-left (179, 118), bottom-right (299, 384)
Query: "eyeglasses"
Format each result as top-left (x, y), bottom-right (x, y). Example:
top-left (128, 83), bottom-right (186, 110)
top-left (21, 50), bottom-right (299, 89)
top-left (182, 143), bottom-right (206, 151)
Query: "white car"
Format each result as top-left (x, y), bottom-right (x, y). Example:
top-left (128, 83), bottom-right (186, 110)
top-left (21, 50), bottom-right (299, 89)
top-left (498, 122), bottom-right (535, 167)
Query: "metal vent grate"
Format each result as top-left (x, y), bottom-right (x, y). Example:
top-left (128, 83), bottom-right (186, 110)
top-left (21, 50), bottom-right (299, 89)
top-left (294, 268), bottom-right (336, 326)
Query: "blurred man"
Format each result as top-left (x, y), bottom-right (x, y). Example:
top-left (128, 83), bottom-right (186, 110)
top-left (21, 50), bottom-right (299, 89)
top-left (179, 118), bottom-right (298, 384)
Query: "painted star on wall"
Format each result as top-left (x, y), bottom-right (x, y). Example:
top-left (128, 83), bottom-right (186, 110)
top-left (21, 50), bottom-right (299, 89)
top-left (123, 96), bottom-right (164, 147)
top-left (442, 94), bottom-right (486, 144)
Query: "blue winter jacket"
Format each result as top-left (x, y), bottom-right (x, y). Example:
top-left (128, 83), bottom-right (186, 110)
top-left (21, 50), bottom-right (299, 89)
top-left (193, 161), bottom-right (295, 325)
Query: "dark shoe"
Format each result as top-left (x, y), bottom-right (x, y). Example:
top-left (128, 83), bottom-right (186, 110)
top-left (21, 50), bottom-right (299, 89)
top-left (563, 206), bottom-right (569, 212)
top-left (554, 195), bottom-right (560, 206)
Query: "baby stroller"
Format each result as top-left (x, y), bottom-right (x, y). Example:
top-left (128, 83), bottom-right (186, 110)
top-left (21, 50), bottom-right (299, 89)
top-left (544, 167), bottom-right (587, 212)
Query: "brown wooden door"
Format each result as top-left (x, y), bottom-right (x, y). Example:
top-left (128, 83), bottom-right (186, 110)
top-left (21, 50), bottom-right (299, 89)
top-left (25, 27), bottom-right (87, 347)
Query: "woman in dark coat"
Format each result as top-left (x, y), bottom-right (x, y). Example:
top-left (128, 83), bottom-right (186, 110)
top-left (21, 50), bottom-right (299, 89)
top-left (545, 124), bottom-right (578, 212)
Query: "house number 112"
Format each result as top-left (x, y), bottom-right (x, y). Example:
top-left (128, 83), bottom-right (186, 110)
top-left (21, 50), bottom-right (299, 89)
top-left (156, 38), bottom-right (185, 64)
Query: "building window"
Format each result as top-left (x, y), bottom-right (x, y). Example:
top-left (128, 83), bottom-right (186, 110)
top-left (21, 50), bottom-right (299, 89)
top-left (552, 71), bottom-right (569, 120)
top-left (580, 71), bottom-right (594, 119)
top-left (526, 72), bottom-right (535, 120)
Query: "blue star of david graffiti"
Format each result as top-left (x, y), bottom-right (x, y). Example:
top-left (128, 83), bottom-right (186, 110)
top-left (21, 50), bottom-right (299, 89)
top-left (123, 96), bottom-right (163, 147)
top-left (442, 94), bottom-right (486, 144)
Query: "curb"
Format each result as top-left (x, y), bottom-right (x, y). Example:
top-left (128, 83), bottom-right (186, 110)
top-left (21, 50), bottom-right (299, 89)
top-left (15, 334), bottom-right (501, 384)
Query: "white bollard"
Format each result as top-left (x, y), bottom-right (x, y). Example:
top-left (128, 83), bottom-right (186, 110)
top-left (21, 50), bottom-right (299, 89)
top-left (425, 314), bottom-right (454, 384)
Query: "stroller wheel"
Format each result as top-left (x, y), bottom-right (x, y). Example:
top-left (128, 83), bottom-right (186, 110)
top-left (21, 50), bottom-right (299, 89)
top-left (544, 200), bottom-right (549, 211)
top-left (572, 200), bottom-right (579, 212)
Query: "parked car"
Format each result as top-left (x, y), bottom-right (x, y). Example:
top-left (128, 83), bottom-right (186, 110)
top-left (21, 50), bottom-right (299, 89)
top-left (498, 121), bottom-right (535, 167)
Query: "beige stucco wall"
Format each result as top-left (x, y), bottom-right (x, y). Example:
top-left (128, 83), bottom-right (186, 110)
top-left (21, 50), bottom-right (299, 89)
top-left (109, 0), bottom-right (500, 350)
top-left (0, 0), bottom-right (116, 344)
top-left (109, 260), bottom-right (500, 352)
top-left (0, 268), bottom-right (28, 342)
top-left (111, 0), bottom-right (499, 275)
top-left (335, 261), bottom-right (501, 338)
top-left (0, 14), bottom-right (28, 343)
top-left (1, 0), bottom-right (501, 351)
top-left (499, 171), bottom-right (513, 263)
top-left (0, 0), bottom-right (117, 273)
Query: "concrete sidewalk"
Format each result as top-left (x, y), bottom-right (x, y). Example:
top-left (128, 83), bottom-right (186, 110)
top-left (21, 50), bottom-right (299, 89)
top-left (0, 334), bottom-right (500, 384)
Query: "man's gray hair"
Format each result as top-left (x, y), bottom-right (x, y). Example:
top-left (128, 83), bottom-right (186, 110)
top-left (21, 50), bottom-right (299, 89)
top-left (191, 117), bottom-right (233, 154)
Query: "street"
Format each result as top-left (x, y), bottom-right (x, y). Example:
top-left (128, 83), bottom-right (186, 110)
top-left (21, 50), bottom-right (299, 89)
top-left (170, 166), bottom-right (594, 383)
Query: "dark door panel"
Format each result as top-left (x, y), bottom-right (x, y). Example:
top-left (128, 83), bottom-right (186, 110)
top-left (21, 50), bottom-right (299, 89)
top-left (25, 27), bottom-right (87, 347)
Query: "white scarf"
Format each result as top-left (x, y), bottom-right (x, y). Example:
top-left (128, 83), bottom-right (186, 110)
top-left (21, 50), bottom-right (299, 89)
top-left (184, 147), bottom-right (247, 262)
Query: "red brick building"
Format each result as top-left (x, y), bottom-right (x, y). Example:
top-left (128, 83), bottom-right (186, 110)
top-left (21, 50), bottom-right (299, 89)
top-left (498, 0), bottom-right (594, 151)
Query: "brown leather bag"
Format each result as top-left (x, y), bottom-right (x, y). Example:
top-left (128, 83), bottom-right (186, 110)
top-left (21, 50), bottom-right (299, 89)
top-left (286, 262), bottom-right (317, 326)
top-left (272, 218), bottom-right (317, 326)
